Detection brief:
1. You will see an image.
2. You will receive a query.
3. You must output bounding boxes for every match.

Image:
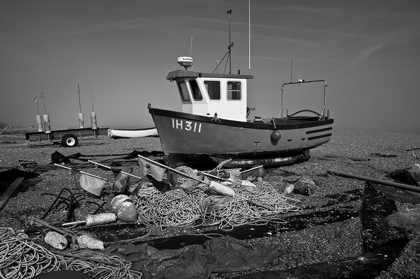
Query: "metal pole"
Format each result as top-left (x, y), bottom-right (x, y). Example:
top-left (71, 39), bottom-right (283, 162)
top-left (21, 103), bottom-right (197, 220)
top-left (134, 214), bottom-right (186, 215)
top-left (248, 0), bottom-right (251, 74)
top-left (41, 88), bottom-right (47, 114)
top-left (88, 160), bottom-right (143, 180)
top-left (78, 84), bottom-right (82, 113)
top-left (290, 59), bottom-right (293, 83)
top-left (227, 9), bottom-right (232, 74)
top-left (34, 91), bottom-right (40, 115)
top-left (190, 35), bottom-right (193, 57)
top-left (327, 170), bottom-right (420, 193)
top-left (91, 87), bottom-right (94, 111)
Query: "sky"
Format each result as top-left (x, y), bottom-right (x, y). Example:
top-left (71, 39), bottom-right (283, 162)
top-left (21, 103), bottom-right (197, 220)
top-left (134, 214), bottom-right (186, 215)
top-left (1, 0), bottom-right (419, 135)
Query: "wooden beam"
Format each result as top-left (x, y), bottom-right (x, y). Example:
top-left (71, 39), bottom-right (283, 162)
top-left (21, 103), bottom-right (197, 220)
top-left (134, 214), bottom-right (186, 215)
top-left (0, 177), bottom-right (24, 211)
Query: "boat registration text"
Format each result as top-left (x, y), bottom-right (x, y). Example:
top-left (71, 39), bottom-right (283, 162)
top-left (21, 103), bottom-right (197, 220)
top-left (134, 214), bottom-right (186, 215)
top-left (171, 119), bottom-right (202, 133)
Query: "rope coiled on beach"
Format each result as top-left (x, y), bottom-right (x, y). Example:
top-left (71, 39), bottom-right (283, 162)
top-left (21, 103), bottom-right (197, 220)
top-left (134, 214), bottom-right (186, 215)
top-left (132, 166), bottom-right (300, 231)
top-left (0, 227), bottom-right (142, 279)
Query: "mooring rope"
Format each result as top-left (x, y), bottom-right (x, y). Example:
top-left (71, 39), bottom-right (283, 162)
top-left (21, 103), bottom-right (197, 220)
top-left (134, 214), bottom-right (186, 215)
top-left (0, 227), bottom-right (142, 279)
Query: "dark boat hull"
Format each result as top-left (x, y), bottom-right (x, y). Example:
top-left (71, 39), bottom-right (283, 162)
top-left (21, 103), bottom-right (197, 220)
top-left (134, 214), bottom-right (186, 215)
top-left (149, 107), bottom-right (333, 164)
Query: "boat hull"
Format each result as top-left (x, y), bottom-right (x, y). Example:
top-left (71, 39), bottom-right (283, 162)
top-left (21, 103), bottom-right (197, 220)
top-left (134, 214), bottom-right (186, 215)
top-left (108, 127), bottom-right (158, 139)
top-left (210, 154), bottom-right (305, 168)
top-left (149, 107), bottom-right (333, 162)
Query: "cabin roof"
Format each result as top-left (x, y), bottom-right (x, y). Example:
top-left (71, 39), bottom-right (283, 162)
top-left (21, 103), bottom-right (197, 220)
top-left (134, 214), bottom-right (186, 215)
top-left (166, 70), bottom-right (254, 81)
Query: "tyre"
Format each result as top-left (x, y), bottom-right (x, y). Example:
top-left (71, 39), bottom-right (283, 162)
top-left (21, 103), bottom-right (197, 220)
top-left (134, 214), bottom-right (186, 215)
top-left (61, 134), bottom-right (78, 147)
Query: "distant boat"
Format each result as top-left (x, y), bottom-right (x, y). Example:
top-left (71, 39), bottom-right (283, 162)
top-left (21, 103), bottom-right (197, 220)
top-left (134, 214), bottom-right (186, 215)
top-left (108, 127), bottom-right (158, 139)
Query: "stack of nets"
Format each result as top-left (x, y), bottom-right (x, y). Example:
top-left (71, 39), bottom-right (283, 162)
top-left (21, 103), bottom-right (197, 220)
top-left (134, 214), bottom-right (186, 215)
top-left (0, 227), bottom-right (142, 279)
top-left (132, 166), bottom-right (300, 231)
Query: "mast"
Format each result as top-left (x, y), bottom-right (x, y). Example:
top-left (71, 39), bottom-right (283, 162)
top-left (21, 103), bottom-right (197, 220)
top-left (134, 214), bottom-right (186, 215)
top-left (249, 0), bottom-right (251, 74)
top-left (190, 35), bottom-right (193, 57)
top-left (227, 9), bottom-right (232, 74)
top-left (78, 84), bottom-right (82, 113)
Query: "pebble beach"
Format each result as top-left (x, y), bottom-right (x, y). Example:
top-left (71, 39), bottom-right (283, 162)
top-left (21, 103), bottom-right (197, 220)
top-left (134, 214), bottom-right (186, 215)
top-left (1, 128), bottom-right (420, 278)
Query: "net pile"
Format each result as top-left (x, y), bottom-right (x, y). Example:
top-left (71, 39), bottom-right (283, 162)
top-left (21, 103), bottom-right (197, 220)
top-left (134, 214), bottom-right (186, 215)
top-left (0, 227), bottom-right (142, 279)
top-left (133, 166), bottom-right (300, 231)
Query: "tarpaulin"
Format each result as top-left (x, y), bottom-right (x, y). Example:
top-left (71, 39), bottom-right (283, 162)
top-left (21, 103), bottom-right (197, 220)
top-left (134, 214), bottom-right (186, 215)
top-left (107, 236), bottom-right (280, 279)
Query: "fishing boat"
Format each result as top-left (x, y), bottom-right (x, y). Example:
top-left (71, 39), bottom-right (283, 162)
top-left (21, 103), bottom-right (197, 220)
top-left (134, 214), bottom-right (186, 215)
top-left (108, 127), bottom-right (158, 139)
top-left (148, 56), bottom-right (333, 168)
top-left (148, 11), bottom-right (333, 168)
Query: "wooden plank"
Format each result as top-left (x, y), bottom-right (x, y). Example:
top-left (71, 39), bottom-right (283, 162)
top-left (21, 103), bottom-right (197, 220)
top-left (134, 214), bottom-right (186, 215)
top-left (0, 177), bottom-right (24, 211)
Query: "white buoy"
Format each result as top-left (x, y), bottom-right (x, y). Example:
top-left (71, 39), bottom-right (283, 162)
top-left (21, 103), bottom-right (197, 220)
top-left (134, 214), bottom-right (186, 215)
top-left (208, 180), bottom-right (235, 197)
top-left (77, 234), bottom-right (104, 250)
top-left (44, 231), bottom-right (68, 250)
top-left (85, 213), bottom-right (117, 226)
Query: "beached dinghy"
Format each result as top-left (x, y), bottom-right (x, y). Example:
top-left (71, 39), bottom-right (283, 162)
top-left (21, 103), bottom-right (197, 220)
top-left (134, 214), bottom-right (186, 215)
top-left (148, 56), bottom-right (334, 168)
top-left (108, 127), bottom-right (158, 139)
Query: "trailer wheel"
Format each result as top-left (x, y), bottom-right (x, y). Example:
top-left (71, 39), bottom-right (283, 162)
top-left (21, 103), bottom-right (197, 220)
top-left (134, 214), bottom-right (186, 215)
top-left (62, 134), bottom-right (78, 147)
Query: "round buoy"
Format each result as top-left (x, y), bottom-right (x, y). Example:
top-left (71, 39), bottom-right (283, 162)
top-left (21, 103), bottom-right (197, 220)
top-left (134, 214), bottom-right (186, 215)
top-left (111, 195), bottom-right (132, 212)
top-left (117, 201), bottom-right (138, 222)
top-left (111, 195), bottom-right (137, 222)
top-left (271, 130), bottom-right (281, 141)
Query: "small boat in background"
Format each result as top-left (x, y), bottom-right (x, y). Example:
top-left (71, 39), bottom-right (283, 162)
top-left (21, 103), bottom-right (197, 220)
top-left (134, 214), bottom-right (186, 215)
top-left (108, 127), bottom-right (158, 139)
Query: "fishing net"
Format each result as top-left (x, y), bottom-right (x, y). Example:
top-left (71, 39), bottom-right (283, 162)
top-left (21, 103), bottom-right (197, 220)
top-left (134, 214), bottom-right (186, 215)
top-left (132, 166), bottom-right (300, 231)
top-left (0, 227), bottom-right (142, 279)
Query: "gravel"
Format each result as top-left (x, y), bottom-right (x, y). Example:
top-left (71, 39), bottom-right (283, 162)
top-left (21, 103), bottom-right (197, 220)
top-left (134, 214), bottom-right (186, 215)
top-left (1, 129), bottom-right (420, 278)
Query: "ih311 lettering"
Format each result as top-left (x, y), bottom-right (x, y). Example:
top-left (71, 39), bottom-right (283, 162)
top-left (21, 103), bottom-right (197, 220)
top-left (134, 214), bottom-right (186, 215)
top-left (172, 119), bottom-right (202, 133)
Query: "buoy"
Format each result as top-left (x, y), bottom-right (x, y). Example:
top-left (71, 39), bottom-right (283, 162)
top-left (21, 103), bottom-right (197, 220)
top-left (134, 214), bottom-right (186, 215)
top-left (111, 195), bottom-right (132, 211)
top-left (85, 213), bottom-right (117, 226)
top-left (116, 201), bottom-right (138, 222)
top-left (283, 184), bottom-right (295, 195)
top-left (271, 130), bottom-right (282, 141)
top-left (111, 195), bottom-right (137, 222)
top-left (77, 234), bottom-right (104, 250)
top-left (208, 181), bottom-right (235, 197)
top-left (44, 231), bottom-right (68, 250)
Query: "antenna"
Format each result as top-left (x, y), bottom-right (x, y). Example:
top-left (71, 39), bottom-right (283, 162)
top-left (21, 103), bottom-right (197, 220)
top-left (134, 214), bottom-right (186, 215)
top-left (290, 59), bottom-right (293, 83)
top-left (249, 0), bottom-right (251, 74)
top-left (190, 35), bottom-right (193, 57)
top-left (91, 87), bottom-right (94, 111)
top-left (227, 9), bottom-right (232, 74)
top-left (212, 10), bottom-right (235, 74)
top-left (41, 88), bottom-right (47, 114)
top-left (78, 84), bottom-right (82, 113)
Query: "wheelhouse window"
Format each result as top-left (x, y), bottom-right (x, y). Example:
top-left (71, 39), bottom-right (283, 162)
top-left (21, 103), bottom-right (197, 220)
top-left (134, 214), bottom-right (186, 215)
top-left (204, 81), bottom-right (221, 100)
top-left (189, 80), bottom-right (203, 101)
top-left (227, 81), bottom-right (241, 100)
top-left (177, 82), bottom-right (190, 102)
